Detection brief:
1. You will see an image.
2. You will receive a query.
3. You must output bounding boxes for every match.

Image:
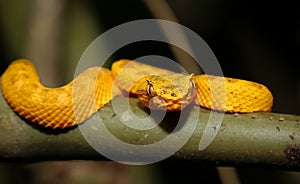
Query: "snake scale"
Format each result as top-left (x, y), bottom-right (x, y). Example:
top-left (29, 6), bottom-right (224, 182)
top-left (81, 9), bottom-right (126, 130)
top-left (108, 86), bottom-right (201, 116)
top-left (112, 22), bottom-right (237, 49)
top-left (1, 59), bottom-right (273, 128)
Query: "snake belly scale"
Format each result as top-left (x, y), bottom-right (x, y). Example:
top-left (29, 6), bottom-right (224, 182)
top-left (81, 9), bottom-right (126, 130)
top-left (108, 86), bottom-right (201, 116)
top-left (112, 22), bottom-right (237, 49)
top-left (1, 59), bottom-right (273, 128)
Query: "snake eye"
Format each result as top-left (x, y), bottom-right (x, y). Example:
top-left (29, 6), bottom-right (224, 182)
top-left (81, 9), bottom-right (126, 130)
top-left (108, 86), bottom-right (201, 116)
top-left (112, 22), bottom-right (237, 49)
top-left (147, 84), bottom-right (155, 96)
top-left (189, 78), bottom-right (195, 91)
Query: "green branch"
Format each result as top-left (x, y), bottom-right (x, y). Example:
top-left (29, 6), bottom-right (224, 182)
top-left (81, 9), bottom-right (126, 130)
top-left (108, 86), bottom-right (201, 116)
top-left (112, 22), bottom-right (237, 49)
top-left (1, 81), bottom-right (300, 170)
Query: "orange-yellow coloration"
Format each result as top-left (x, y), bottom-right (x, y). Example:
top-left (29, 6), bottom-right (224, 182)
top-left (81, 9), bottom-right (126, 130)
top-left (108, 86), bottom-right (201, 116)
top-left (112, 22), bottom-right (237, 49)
top-left (193, 75), bottom-right (273, 112)
top-left (131, 74), bottom-right (195, 111)
top-left (111, 59), bottom-right (173, 93)
top-left (1, 59), bottom-right (273, 128)
top-left (1, 59), bottom-right (114, 128)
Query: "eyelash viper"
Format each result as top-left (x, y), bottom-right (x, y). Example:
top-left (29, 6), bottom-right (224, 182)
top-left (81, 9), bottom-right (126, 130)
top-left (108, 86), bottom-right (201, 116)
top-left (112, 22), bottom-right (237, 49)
top-left (1, 59), bottom-right (273, 129)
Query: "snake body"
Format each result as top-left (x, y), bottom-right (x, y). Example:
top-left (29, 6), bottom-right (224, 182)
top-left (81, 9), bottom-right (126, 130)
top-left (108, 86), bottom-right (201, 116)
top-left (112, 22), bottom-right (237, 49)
top-left (1, 59), bottom-right (273, 128)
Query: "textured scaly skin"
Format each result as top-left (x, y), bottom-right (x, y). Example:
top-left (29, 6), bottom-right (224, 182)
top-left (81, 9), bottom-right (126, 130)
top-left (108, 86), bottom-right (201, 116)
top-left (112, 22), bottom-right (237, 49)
top-left (1, 59), bottom-right (273, 128)
top-left (193, 75), bottom-right (273, 112)
top-left (1, 59), bottom-right (114, 128)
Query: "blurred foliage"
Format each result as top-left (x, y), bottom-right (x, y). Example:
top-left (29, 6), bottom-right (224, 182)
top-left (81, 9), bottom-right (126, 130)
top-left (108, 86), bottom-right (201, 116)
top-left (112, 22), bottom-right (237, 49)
top-left (0, 0), bottom-right (299, 112)
top-left (0, 0), bottom-right (300, 184)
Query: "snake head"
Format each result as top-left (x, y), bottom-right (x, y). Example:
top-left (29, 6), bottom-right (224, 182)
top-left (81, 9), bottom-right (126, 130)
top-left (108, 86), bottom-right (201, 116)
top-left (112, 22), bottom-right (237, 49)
top-left (131, 73), bottom-right (195, 111)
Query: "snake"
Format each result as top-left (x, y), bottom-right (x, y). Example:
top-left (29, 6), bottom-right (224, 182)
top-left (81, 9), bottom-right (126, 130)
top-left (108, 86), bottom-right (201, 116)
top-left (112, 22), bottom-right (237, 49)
top-left (1, 59), bottom-right (273, 129)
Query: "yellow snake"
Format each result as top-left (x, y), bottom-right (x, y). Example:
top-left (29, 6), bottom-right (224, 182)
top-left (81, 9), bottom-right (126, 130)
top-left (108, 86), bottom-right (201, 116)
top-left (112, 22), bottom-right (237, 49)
top-left (1, 59), bottom-right (273, 128)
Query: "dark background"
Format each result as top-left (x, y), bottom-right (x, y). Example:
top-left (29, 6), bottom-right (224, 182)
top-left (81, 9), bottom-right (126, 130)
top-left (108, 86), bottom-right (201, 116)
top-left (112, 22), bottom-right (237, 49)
top-left (0, 0), bottom-right (299, 183)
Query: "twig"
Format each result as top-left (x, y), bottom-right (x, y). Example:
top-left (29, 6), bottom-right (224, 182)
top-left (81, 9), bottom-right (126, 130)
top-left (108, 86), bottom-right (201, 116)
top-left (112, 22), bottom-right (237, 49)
top-left (23, 0), bottom-right (66, 86)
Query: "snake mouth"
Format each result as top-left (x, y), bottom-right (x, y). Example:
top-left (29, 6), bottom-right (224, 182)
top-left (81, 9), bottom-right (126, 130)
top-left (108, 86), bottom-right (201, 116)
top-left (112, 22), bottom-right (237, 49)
top-left (139, 88), bottom-right (195, 112)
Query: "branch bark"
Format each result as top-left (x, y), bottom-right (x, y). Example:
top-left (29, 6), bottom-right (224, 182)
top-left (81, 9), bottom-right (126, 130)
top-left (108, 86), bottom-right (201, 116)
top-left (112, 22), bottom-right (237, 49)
top-left (1, 79), bottom-right (300, 170)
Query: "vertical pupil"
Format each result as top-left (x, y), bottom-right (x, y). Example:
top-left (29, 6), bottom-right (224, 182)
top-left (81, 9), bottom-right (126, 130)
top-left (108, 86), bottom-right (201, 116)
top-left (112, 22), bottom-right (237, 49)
top-left (190, 79), bottom-right (195, 90)
top-left (147, 85), bottom-right (154, 96)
